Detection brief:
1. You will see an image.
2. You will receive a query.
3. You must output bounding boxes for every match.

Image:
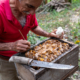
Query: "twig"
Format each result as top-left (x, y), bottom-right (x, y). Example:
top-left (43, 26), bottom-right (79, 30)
top-left (19, 30), bottom-right (25, 40)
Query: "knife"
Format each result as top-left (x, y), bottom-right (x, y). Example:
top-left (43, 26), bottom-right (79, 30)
top-left (9, 56), bottom-right (74, 70)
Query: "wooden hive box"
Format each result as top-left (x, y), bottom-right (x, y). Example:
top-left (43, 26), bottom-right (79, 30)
top-left (15, 38), bottom-right (79, 80)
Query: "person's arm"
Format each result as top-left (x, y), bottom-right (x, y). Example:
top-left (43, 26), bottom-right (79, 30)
top-left (31, 26), bottom-right (59, 38)
top-left (0, 43), bottom-right (13, 51)
top-left (0, 14), bottom-right (31, 52)
top-left (31, 14), bottom-right (63, 38)
top-left (0, 40), bottom-right (31, 52)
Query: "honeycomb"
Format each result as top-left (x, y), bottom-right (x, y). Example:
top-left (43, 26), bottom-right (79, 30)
top-left (25, 39), bottom-right (71, 62)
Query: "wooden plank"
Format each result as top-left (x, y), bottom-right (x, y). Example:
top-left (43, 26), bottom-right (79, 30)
top-left (61, 66), bottom-right (79, 80)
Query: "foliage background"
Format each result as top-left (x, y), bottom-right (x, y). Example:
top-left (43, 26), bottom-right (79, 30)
top-left (27, 0), bottom-right (80, 47)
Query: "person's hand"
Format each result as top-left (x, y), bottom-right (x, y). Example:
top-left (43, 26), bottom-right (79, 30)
top-left (49, 29), bottom-right (64, 39)
top-left (11, 39), bottom-right (31, 52)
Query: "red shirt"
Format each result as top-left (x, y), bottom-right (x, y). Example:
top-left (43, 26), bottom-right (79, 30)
top-left (0, 0), bottom-right (38, 57)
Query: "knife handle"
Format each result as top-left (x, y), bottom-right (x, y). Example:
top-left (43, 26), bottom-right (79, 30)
top-left (9, 56), bottom-right (33, 65)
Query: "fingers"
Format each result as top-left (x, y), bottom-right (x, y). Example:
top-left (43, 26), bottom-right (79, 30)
top-left (52, 28), bottom-right (64, 39)
top-left (50, 30), bottom-right (64, 39)
top-left (12, 40), bottom-right (31, 52)
top-left (21, 40), bottom-right (31, 46)
top-left (49, 33), bottom-right (59, 38)
top-left (16, 47), bottom-right (30, 52)
top-left (59, 32), bottom-right (64, 39)
top-left (50, 29), bottom-right (59, 38)
top-left (52, 29), bottom-right (57, 34)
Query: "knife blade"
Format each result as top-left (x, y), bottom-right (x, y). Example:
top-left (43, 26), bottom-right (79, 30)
top-left (9, 56), bottom-right (74, 70)
top-left (31, 60), bottom-right (74, 69)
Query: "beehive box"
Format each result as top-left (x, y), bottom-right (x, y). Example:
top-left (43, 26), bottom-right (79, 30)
top-left (15, 37), bottom-right (79, 80)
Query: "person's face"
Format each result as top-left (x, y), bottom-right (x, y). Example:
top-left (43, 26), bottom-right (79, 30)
top-left (15, 0), bottom-right (42, 15)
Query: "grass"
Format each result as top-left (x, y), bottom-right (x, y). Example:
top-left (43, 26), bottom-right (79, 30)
top-left (28, 1), bottom-right (80, 46)
top-left (47, 0), bottom-right (51, 3)
top-left (72, 0), bottom-right (80, 3)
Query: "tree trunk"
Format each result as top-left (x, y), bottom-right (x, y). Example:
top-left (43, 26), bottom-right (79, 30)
top-left (45, 0), bottom-right (47, 4)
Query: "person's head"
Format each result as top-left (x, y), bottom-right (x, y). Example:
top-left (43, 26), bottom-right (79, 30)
top-left (14, 0), bottom-right (43, 15)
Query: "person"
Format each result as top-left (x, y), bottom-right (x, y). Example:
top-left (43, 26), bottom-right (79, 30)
top-left (0, 0), bottom-right (63, 80)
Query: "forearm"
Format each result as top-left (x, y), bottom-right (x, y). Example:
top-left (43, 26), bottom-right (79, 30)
top-left (0, 42), bottom-right (13, 51)
top-left (31, 26), bottom-right (50, 37)
top-left (0, 40), bottom-right (31, 52)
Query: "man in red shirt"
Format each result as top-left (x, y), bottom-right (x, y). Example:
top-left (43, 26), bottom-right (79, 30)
top-left (0, 0), bottom-right (63, 80)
